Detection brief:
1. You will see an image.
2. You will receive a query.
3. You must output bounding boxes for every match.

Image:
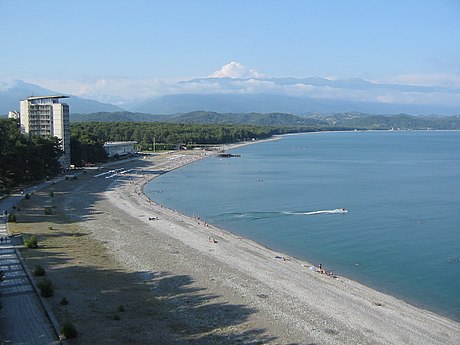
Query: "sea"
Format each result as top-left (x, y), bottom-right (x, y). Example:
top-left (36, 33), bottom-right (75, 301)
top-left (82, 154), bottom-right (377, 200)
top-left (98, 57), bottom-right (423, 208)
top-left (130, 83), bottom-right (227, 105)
top-left (144, 130), bottom-right (460, 322)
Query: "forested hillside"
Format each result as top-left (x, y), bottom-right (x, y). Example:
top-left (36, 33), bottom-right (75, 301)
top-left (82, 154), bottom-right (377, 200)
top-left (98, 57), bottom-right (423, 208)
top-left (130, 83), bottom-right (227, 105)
top-left (70, 110), bottom-right (460, 130)
top-left (69, 110), bottom-right (324, 126)
top-left (307, 113), bottom-right (460, 130)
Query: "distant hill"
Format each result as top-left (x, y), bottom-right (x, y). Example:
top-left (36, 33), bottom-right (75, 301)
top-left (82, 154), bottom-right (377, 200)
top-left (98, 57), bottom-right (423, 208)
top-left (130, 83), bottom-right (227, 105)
top-left (305, 113), bottom-right (460, 130)
top-left (69, 110), bottom-right (460, 130)
top-left (70, 110), bottom-right (322, 126)
top-left (168, 111), bottom-right (327, 126)
top-left (0, 79), bottom-right (125, 114)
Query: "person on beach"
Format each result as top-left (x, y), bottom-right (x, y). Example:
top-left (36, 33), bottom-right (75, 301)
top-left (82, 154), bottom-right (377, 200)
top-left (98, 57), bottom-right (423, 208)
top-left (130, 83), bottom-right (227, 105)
top-left (318, 264), bottom-right (326, 274)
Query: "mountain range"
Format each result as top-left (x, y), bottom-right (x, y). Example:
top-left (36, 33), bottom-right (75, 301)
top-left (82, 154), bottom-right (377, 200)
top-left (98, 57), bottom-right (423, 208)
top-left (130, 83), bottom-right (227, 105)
top-left (1, 76), bottom-right (459, 116)
top-left (0, 79), bottom-right (123, 114)
top-left (131, 92), bottom-right (458, 115)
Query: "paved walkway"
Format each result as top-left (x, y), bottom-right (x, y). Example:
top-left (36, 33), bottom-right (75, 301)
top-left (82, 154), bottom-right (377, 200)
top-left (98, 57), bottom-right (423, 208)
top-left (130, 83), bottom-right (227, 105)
top-left (1, 197), bottom-right (61, 344)
top-left (0, 167), bottom-right (122, 344)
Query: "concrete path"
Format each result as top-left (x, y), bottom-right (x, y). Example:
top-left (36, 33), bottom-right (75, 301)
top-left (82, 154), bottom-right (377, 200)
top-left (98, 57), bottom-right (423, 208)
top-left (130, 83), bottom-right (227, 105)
top-left (0, 168), bottom-right (120, 344)
top-left (1, 200), bottom-right (61, 344)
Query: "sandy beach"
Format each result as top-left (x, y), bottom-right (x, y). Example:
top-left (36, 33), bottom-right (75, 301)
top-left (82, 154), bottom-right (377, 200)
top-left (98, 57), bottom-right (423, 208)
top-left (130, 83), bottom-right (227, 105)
top-left (10, 149), bottom-right (460, 344)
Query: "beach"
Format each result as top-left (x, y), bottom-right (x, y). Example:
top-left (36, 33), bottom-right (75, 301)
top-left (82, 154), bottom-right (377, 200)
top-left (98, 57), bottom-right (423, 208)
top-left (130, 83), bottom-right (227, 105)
top-left (10, 149), bottom-right (460, 344)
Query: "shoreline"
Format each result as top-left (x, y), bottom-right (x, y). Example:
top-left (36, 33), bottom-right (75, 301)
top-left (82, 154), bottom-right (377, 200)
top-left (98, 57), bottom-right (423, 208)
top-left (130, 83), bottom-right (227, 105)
top-left (139, 145), bottom-right (458, 321)
top-left (11, 142), bottom-right (460, 344)
top-left (106, 150), bottom-right (459, 341)
top-left (153, 133), bottom-right (460, 322)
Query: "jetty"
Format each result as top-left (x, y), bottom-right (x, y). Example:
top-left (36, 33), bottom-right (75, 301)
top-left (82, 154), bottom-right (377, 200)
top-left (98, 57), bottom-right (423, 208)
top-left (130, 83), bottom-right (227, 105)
top-left (217, 152), bottom-right (241, 158)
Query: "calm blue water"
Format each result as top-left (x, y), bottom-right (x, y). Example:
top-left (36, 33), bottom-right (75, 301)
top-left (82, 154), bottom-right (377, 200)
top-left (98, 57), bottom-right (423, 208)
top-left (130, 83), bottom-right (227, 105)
top-left (145, 131), bottom-right (460, 321)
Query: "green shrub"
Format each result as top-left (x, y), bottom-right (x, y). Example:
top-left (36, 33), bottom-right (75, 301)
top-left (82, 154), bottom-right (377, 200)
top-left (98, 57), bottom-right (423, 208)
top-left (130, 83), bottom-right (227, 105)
top-left (24, 235), bottom-right (38, 248)
top-left (117, 304), bottom-right (125, 312)
top-left (37, 278), bottom-right (54, 297)
top-left (111, 314), bottom-right (121, 321)
top-left (34, 265), bottom-right (46, 276)
top-left (61, 320), bottom-right (78, 338)
top-left (60, 297), bottom-right (69, 305)
top-left (49, 191), bottom-right (54, 197)
top-left (7, 213), bottom-right (16, 222)
top-left (44, 207), bottom-right (52, 215)
top-left (25, 193), bottom-right (30, 199)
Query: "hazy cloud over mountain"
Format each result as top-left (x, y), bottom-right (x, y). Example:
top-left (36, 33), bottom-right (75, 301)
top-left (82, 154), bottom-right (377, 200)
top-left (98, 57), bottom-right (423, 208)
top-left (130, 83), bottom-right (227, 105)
top-left (0, 79), bottom-right (124, 114)
top-left (2, 63), bottom-right (459, 115)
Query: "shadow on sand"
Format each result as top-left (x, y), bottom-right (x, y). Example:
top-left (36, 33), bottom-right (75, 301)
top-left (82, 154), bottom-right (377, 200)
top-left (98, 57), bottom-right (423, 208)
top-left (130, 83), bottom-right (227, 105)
top-left (18, 238), bottom-right (278, 344)
top-left (10, 160), bottom-right (156, 225)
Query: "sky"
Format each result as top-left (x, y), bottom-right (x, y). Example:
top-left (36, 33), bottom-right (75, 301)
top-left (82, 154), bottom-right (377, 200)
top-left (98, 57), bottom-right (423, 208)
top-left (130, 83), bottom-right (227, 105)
top-left (1, 0), bottom-right (459, 105)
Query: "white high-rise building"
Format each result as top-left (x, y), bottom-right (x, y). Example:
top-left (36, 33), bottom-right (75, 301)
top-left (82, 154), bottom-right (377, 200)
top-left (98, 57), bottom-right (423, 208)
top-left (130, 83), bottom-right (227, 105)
top-left (19, 95), bottom-right (71, 169)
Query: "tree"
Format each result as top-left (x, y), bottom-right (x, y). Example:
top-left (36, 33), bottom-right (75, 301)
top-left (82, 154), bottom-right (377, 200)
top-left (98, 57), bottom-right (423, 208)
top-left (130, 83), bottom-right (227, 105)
top-left (0, 119), bottom-right (63, 194)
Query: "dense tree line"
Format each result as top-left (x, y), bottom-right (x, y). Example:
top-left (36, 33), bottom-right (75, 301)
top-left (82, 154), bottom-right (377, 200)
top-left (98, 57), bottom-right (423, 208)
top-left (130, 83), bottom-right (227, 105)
top-left (70, 122), bottom-right (294, 151)
top-left (70, 134), bottom-right (107, 167)
top-left (0, 119), bottom-right (62, 195)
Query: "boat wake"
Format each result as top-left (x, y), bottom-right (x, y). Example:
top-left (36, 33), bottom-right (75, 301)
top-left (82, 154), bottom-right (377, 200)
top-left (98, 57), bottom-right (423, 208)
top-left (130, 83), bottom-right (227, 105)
top-left (284, 208), bottom-right (348, 216)
top-left (222, 208), bottom-right (348, 220)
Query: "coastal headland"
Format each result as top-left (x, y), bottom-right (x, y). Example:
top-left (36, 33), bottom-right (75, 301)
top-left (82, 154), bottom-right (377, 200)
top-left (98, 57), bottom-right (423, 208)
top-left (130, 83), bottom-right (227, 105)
top-left (8, 145), bottom-right (460, 344)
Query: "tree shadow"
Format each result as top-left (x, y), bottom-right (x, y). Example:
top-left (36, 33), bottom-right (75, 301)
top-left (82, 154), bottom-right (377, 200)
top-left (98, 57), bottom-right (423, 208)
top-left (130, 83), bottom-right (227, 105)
top-left (12, 160), bottom-right (160, 226)
top-left (17, 241), bottom-right (278, 345)
top-left (150, 272), bottom-right (275, 344)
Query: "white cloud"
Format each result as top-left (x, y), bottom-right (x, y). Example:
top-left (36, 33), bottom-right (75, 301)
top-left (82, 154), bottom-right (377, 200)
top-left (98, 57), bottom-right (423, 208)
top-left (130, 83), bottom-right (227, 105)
top-left (208, 62), bottom-right (264, 79)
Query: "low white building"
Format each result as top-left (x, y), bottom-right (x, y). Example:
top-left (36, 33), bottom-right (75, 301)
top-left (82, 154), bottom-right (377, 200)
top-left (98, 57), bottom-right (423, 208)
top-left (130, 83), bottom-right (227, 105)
top-left (103, 141), bottom-right (137, 157)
